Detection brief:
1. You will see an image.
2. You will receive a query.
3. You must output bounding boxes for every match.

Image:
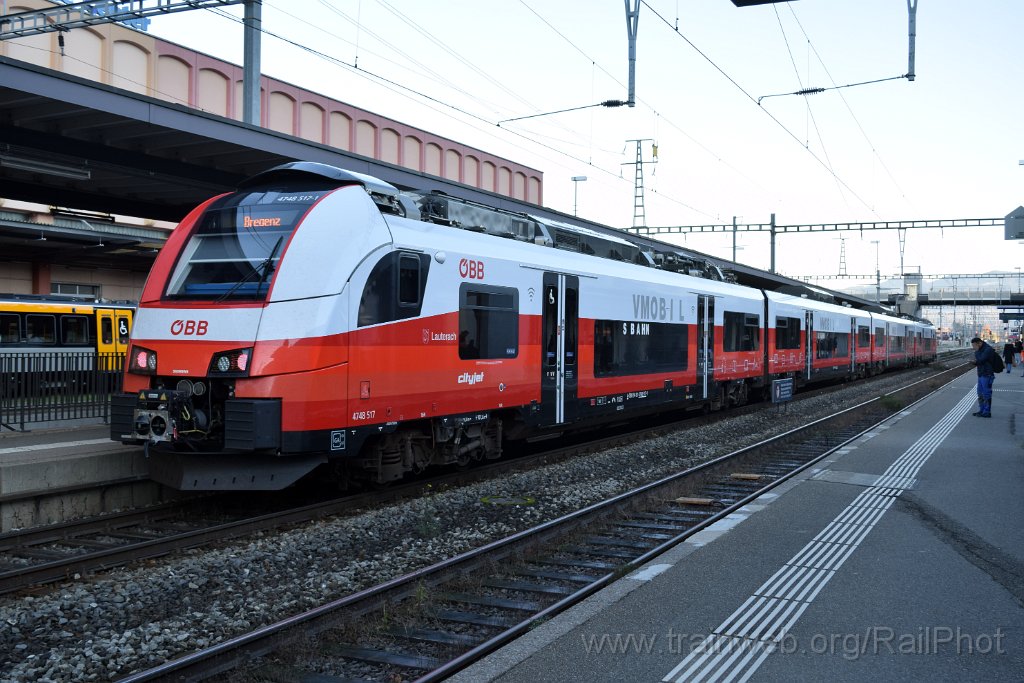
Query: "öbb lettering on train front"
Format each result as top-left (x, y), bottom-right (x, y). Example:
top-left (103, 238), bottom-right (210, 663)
top-left (170, 320), bottom-right (208, 336)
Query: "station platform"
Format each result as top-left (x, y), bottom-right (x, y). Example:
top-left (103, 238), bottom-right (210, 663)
top-left (0, 421), bottom-right (157, 530)
top-left (452, 369), bottom-right (1024, 682)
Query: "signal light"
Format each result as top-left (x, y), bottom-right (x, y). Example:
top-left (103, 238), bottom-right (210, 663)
top-left (208, 347), bottom-right (253, 376)
top-left (129, 346), bottom-right (158, 375)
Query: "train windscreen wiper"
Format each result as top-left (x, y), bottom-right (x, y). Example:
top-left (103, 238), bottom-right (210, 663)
top-left (214, 236), bottom-right (283, 303)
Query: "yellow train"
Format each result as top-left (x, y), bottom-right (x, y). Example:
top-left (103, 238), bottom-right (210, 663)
top-left (0, 296), bottom-right (134, 356)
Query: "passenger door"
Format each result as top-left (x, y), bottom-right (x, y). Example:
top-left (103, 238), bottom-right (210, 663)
top-left (697, 294), bottom-right (714, 400)
top-left (540, 273), bottom-right (578, 426)
top-left (96, 309), bottom-right (132, 370)
top-left (805, 311), bottom-right (814, 380)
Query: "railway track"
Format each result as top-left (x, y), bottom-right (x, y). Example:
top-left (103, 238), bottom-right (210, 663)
top-left (0, 360), bottom-right (963, 598)
top-left (0, 357), bottom-right (968, 599)
top-left (115, 363), bottom-right (967, 682)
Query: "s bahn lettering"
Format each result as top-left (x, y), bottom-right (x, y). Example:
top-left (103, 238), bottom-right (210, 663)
top-left (622, 322), bottom-right (651, 336)
top-left (459, 259), bottom-right (485, 279)
top-left (170, 320), bottom-right (208, 336)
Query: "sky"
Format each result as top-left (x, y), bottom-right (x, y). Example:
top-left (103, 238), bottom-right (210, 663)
top-left (144, 0), bottom-right (1024, 285)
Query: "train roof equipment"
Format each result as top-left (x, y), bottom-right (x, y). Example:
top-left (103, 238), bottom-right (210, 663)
top-left (243, 161), bottom-right (891, 314)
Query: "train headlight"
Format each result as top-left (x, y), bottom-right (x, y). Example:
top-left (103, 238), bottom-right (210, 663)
top-left (129, 346), bottom-right (158, 375)
top-left (208, 347), bottom-right (253, 377)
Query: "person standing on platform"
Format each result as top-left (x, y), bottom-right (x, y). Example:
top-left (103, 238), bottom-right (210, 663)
top-left (1002, 342), bottom-right (1015, 374)
top-left (1016, 339), bottom-right (1023, 376)
top-left (971, 337), bottom-right (995, 417)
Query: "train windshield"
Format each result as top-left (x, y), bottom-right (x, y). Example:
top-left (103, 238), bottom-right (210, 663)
top-left (165, 188), bottom-right (330, 301)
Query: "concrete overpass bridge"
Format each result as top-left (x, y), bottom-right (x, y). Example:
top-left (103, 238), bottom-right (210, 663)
top-left (798, 272), bottom-right (1024, 338)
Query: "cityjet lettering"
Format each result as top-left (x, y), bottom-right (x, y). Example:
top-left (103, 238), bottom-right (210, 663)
top-left (243, 216), bottom-right (283, 228)
top-left (458, 372), bottom-right (485, 385)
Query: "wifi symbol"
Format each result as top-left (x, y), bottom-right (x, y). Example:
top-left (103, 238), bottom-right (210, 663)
top-left (527, 287), bottom-right (535, 302)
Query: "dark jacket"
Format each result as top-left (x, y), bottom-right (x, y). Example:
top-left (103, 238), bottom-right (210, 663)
top-left (975, 341), bottom-right (996, 376)
top-left (1003, 344), bottom-right (1016, 362)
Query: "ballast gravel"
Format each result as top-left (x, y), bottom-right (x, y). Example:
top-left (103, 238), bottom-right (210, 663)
top-left (0, 367), bottom-right (953, 681)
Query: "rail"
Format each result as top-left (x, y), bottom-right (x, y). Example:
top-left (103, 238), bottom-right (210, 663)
top-left (116, 363), bottom-right (968, 682)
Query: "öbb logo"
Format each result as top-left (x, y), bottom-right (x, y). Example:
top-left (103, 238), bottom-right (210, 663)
top-left (170, 320), bottom-right (209, 336)
top-left (458, 258), bottom-right (485, 280)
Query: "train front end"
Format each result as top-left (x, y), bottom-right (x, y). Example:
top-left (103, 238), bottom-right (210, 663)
top-left (111, 163), bottom-right (397, 490)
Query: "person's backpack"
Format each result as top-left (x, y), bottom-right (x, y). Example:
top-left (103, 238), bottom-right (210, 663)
top-left (992, 352), bottom-right (1005, 373)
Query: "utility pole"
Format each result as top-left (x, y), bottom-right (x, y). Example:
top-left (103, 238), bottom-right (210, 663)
top-left (622, 139), bottom-right (657, 228)
top-left (624, 0), bottom-right (639, 107)
top-left (906, 0), bottom-right (917, 81)
top-left (732, 216), bottom-right (738, 262)
top-left (571, 176), bottom-right (587, 216)
top-left (871, 240), bottom-right (881, 304)
top-left (242, 0), bottom-right (262, 126)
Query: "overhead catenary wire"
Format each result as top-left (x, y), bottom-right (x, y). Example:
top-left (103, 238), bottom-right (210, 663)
top-left (757, 74), bottom-right (909, 105)
top-left (201, 5), bottom-right (635, 186)
top-left (640, 0), bottom-right (878, 219)
top-left (304, 0), bottom-right (745, 220)
top-left (783, 4), bottom-right (912, 211)
top-left (202, 2), bottom-right (722, 219)
top-left (772, 5), bottom-right (848, 210)
top-left (497, 100), bottom-right (629, 126)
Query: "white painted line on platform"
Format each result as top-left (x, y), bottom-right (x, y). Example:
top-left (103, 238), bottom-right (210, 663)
top-left (627, 563), bottom-right (672, 582)
top-left (0, 438), bottom-right (112, 455)
top-left (662, 389), bottom-right (977, 683)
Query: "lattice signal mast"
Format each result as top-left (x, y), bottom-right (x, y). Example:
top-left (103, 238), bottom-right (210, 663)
top-left (622, 139), bottom-right (658, 228)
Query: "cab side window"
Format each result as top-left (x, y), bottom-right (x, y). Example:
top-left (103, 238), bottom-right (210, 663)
top-left (358, 252), bottom-right (430, 327)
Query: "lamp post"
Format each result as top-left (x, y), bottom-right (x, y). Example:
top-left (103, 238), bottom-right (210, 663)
top-left (571, 176), bottom-right (587, 216)
top-left (871, 240), bottom-right (881, 304)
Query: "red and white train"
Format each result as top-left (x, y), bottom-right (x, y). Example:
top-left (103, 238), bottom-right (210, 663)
top-left (110, 162), bottom-right (936, 490)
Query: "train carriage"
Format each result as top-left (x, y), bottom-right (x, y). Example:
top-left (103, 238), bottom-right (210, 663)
top-left (1, 297), bottom-right (134, 398)
top-left (0, 297), bottom-right (132, 356)
top-left (110, 162), bottom-right (935, 491)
